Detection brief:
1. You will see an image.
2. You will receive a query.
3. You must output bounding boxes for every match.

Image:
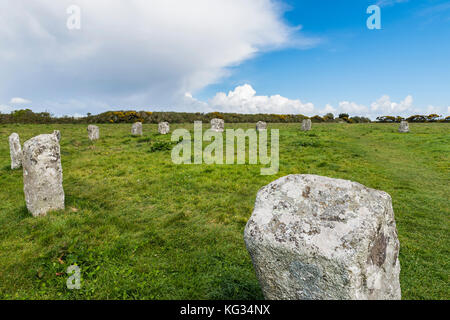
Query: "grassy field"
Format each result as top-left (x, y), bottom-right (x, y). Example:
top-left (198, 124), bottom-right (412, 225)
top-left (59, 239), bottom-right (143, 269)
top-left (0, 123), bottom-right (448, 300)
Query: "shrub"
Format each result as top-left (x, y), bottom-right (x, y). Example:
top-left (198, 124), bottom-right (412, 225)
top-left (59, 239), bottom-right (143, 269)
top-left (406, 115), bottom-right (427, 123)
top-left (426, 114), bottom-right (441, 122)
top-left (0, 109), bottom-right (444, 124)
top-left (149, 141), bottom-right (174, 153)
top-left (323, 113), bottom-right (334, 121)
top-left (310, 115), bottom-right (325, 123)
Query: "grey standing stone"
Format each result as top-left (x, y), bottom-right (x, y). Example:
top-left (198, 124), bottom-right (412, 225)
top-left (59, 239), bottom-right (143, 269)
top-left (398, 121), bottom-right (409, 133)
top-left (244, 174), bottom-right (401, 300)
top-left (9, 133), bottom-right (22, 169)
top-left (53, 130), bottom-right (61, 142)
top-left (22, 133), bottom-right (65, 217)
top-left (256, 121), bottom-right (267, 131)
top-left (301, 119), bottom-right (312, 131)
top-left (87, 125), bottom-right (100, 141)
top-left (211, 118), bottom-right (224, 132)
top-left (131, 122), bottom-right (143, 136)
top-left (158, 122), bottom-right (170, 135)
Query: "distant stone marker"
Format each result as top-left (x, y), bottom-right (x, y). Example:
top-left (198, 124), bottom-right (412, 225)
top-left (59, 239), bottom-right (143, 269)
top-left (398, 121), bottom-right (409, 133)
top-left (211, 118), bottom-right (224, 132)
top-left (23, 132), bottom-right (65, 217)
top-left (301, 119), bottom-right (312, 131)
top-left (158, 122), bottom-right (170, 135)
top-left (87, 125), bottom-right (100, 141)
top-left (256, 121), bottom-right (267, 131)
top-left (9, 133), bottom-right (22, 170)
top-left (244, 174), bottom-right (401, 300)
top-left (131, 122), bottom-right (143, 136)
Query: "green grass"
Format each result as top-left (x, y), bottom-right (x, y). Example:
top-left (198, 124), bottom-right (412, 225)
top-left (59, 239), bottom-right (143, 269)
top-left (0, 123), bottom-right (448, 300)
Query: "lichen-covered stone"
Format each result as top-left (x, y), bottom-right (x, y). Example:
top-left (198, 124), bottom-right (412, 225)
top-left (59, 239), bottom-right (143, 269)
top-left (211, 118), bottom-right (224, 132)
top-left (301, 119), bottom-right (312, 131)
top-left (87, 125), bottom-right (100, 141)
top-left (256, 121), bottom-right (267, 131)
top-left (244, 174), bottom-right (401, 300)
top-left (9, 133), bottom-right (22, 170)
top-left (158, 122), bottom-right (170, 135)
top-left (22, 133), bottom-right (65, 217)
top-left (53, 130), bottom-right (61, 142)
top-left (131, 122), bottom-right (143, 136)
top-left (398, 121), bottom-right (409, 133)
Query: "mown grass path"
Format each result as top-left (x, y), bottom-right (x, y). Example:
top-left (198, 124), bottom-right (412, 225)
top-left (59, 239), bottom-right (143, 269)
top-left (0, 123), bottom-right (448, 299)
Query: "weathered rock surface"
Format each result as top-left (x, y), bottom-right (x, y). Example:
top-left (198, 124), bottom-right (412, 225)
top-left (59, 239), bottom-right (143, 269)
top-left (211, 118), bottom-right (224, 132)
top-left (244, 174), bottom-right (401, 300)
top-left (301, 119), bottom-right (312, 131)
top-left (87, 125), bottom-right (100, 141)
top-left (131, 122), bottom-right (143, 136)
top-left (53, 130), bottom-right (61, 142)
top-left (158, 122), bottom-right (170, 135)
top-left (22, 133), bottom-right (65, 217)
top-left (256, 121), bottom-right (267, 131)
top-left (398, 121), bottom-right (409, 133)
top-left (9, 133), bottom-right (23, 169)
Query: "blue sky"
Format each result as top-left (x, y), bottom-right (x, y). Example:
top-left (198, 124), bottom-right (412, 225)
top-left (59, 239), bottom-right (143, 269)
top-left (0, 0), bottom-right (449, 118)
top-left (198, 0), bottom-right (450, 117)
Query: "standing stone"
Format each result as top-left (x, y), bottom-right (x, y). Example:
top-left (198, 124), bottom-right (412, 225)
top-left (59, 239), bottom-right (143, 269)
top-left (22, 133), bottom-right (65, 217)
top-left (301, 119), bottom-right (312, 131)
top-left (53, 130), bottom-right (61, 142)
top-left (211, 118), bottom-right (224, 132)
top-left (244, 174), bottom-right (401, 300)
top-left (9, 133), bottom-right (22, 170)
top-left (398, 121), bottom-right (409, 133)
top-left (256, 121), bottom-right (267, 131)
top-left (158, 122), bottom-right (170, 135)
top-left (131, 122), bottom-right (143, 136)
top-left (87, 125), bottom-right (100, 141)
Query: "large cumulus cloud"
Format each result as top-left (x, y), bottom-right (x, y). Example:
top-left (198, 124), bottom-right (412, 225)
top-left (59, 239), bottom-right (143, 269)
top-left (208, 84), bottom-right (315, 115)
top-left (0, 0), bottom-right (316, 115)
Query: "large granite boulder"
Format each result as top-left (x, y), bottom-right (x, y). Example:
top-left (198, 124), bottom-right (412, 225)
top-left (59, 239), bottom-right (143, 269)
top-left (398, 121), bottom-right (409, 133)
top-left (301, 119), bottom-right (312, 131)
top-left (256, 121), bottom-right (267, 131)
top-left (9, 133), bottom-right (22, 170)
top-left (22, 132), bottom-right (65, 217)
top-left (87, 125), bottom-right (100, 141)
top-left (131, 122), bottom-right (143, 136)
top-left (244, 174), bottom-right (401, 300)
top-left (158, 122), bottom-right (170, 135)
top-left (210, 118), bottom-right (224, 132)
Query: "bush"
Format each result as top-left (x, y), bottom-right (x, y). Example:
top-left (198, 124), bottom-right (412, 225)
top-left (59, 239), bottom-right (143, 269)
top-left (310, 115), bottom-right (325, 123)
top-left (0, 109), bottom-right (445, 124)
top-left (323, 113), bottom-right (334, 121)
top-left (149, 141), bottom-right (174, 152)
top-left (349, 116), bottom-right (371, 123)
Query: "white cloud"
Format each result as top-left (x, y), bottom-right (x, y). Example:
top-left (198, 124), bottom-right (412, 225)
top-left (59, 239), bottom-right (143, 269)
top-left (370, 95), bottom-right (413, 114)
top-left (208, 84), bottom-right (315, 114)
top-left (0, 104), bottom-right (13, 113)
top-left (376, 0), bottom-right (409, 7)
top-left (180, 92), bottom-right (209, 111)
top-left (320, 94), bottom-right (417, 119)
top-left (424, 105), bottom-right (450, 116)
top-left (10, 97), bottom-right (31, 104)
top-left (338, 101), bottom-right (369, 114)
top-left (319, 104), bottom-right (337, 115)
top-left (426, 105), bottom-right (440, 114)
top-left (0, 0), bottom-right (317, 114)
